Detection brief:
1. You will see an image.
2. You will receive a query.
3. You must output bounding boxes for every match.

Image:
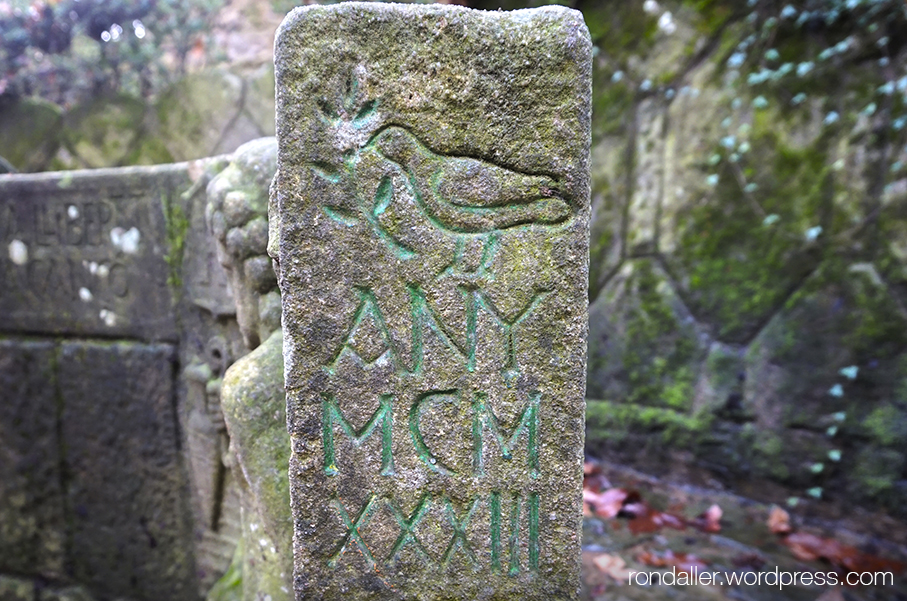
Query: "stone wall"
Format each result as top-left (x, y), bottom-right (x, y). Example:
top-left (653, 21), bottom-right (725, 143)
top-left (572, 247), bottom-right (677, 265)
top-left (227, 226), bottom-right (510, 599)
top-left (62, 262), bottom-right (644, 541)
top-left (0, 160), bottom-right (248, 600)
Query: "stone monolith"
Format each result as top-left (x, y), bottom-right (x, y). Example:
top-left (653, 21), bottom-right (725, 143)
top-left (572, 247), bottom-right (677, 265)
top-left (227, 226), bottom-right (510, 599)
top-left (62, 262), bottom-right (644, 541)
top-left (273, 4), bottom-right (591, 599)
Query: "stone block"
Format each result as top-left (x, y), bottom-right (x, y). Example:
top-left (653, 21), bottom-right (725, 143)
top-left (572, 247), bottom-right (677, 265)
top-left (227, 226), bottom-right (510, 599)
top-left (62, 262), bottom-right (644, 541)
top-left (274, 4), bottom-right (591, 599)
top-left (60, 341), bottom-right (196, 601)
top-left (0, 165), bottom-right (190, 341)
top-left (0, 339), bottom-right (66, 578)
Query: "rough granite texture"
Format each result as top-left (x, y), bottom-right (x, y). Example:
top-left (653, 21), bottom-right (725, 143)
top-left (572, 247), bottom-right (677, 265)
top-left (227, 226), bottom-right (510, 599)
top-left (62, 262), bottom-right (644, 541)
top-left (274, 4), bottom-right (591, 600)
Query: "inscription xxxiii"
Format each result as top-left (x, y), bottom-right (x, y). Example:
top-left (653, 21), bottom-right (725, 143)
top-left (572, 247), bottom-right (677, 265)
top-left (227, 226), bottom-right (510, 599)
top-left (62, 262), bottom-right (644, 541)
top-left (328, 492), bottom-right (539, 573)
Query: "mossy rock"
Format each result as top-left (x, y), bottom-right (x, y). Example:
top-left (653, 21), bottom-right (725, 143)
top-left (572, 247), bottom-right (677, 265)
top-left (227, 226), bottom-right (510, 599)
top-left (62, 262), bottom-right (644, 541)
top-left (61, 93), bottom-right (146, 168)
top-left (0, 97), bottom-right (63, 172)
top-left (664, 119), bottom-right (831, 342)
top-left (587, 258), bottom-right (704, 408)
top-left (0, 576), bottom-right (34, 601)
top-left (156, 70), bottom-right (246, 161)
top-left (851, 446), bottom-right (905, 501)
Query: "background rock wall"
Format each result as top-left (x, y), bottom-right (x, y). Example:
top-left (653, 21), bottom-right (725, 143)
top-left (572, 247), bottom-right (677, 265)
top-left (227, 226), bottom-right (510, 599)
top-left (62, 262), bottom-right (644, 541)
top-left (581, 0), bottom-right (907, 520)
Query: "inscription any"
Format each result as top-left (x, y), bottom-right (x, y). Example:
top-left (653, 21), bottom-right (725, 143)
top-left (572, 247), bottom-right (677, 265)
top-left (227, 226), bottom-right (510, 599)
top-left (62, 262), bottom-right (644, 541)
top-left (327, 284), bottom-right (548, 377)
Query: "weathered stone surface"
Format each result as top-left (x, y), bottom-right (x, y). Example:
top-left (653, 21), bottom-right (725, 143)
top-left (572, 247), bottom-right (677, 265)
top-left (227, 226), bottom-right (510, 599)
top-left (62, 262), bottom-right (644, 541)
top-left (0, 341), bottom-right (66, 578)
top-left (60, 341), bottom-right (196, 601)
top-left (220, 330), bottom-right (291, 601)
top-left (0, 165), bottom-right (190, 340)
top-left (274, 4), bottom-right (590, 599)
top-left (203, 136), bottom-right (290, 601)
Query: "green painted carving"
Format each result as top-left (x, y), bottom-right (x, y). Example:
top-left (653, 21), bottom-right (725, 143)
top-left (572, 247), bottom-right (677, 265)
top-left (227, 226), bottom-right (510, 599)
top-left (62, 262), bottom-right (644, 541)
top-left (473, 391), bottom-right (540, 478)
top-left (322, 394), bottom-right (394, 476)
top-left (327, 495), bottom-right (381, 569)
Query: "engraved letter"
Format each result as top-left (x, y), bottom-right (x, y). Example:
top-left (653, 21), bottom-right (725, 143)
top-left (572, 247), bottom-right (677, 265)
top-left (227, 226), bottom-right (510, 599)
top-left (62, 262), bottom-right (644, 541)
top-left (467, 288), bottom-right (549, 377)
top-left (327, 494), bottom-right (379, 568)
top-left (407, 284), bottom-right (465, 374)
top-left (473, 391), bottom-right (540, 478)
top-left (385, 495), bottom-right (432, 565)
top-left (326, 286), bottom-right (397, 373)
top-left (409, 389), bottom-right (460, 476)
top-left (322, 393), bottom-right (394, 476)
top-left (441, 496), bottom-right (480, 567)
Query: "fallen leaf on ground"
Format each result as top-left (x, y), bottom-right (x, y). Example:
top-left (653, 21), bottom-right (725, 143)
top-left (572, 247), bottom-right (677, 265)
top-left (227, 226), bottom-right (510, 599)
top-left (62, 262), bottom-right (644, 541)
top-left (583, 461), bottom-right (612, 494)
top-left (636, 550), bottom-right (710, 574)
top-left (781, 531), bottom-right (906, 577)
top-left (584, 488), bottom-right (628, 519)
top-left (625, 502), bottom-right (687, 535)
top-left (767, 505), bottom-right (792, 534)
top-left (581, 475), bottom-right (722, 534)
top-left (581, 551), bottom-right (611, 597)
top-left (688, 504), bottom-right (722, 533)
top-left (591, 552), bottom-right (632, 583)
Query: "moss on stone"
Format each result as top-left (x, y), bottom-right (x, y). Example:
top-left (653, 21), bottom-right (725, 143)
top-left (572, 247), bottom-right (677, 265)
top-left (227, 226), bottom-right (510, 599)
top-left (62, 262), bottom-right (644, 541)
top-left (853, 446), bottom-right (905, 498)
top-left (623, 260), bottom-right (698, 407)
top-left (682, 0), bottom-right (736, 37)
top-left (163, 196), bottom-right (191, 293)
top-left (673, 126), bottom-right (829, 342)
top-left (582, 3), bottom-right (657, 61)
top-left (586, 399), bottom-right (712, 448)
top-left (591, 69), bottom-right (634, 138)
top-left (862, 405), bottom-right (907, 447)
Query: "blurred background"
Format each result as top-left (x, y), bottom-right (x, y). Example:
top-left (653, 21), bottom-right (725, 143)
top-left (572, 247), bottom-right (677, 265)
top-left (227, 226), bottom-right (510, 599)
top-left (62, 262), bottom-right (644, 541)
top-left (2, 1), bottom-right (907, 600)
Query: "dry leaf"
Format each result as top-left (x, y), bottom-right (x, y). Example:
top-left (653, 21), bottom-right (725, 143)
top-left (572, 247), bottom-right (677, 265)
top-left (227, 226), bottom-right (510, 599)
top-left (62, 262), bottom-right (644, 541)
top-left (781, 532), bottom-right (906, 576)
top-left (636, 550), bottom-right (710, 574)
top-left (584, 488), bottom-right (628, 519)
top-left (627, 505), bottom-right (686, 535)
top-left (767, 505), bottom-right (792, 534)
top-left (689, 504), bottom-right (722, 533)
top-left (591, 553), bottom-right (632, 583)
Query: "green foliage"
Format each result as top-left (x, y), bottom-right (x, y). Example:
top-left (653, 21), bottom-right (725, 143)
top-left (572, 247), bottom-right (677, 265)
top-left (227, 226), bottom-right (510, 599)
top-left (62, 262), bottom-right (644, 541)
top-left (0, 0), bottom-right (224, 106)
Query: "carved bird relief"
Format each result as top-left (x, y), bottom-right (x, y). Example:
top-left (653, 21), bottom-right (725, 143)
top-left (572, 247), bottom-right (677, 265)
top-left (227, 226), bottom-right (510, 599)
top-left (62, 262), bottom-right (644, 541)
top-left (310, 82), bottom-right (572, 277)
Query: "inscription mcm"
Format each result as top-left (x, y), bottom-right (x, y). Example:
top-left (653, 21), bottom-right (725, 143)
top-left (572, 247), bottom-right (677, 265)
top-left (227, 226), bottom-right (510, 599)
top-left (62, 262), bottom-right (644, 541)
top-left (322, 390), bottom-right (540, 573)
top-left (322, 389), bottom-right (539, 478)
